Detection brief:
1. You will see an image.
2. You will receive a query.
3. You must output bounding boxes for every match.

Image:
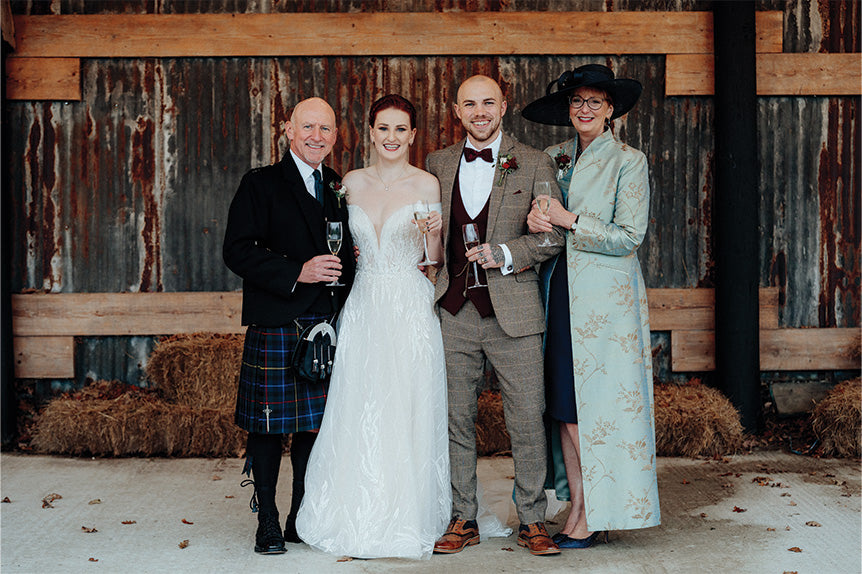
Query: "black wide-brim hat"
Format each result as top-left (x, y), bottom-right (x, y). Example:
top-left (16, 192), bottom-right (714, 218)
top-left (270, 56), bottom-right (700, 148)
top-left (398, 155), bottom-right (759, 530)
top-left (522, 64), bottom-right (643, 126)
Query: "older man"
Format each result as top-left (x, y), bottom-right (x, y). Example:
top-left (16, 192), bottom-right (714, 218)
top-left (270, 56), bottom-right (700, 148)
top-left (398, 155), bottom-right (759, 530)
top-left (223, 97), bottom-right (355, 554)
top-left (426, 76), bottom-right (565, 556)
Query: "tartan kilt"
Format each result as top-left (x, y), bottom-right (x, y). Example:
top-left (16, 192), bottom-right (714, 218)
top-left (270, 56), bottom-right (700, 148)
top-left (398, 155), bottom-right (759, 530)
top-left (235, 314), bottom-right (332, 434)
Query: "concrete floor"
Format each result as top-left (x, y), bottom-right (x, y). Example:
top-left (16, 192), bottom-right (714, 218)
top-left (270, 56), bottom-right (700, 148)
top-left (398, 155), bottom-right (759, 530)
top-left (1, 451), bottom-right (859, 574)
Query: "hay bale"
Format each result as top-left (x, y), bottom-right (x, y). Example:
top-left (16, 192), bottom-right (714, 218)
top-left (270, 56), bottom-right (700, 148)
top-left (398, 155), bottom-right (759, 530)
top-left (31, 380), bottom-right (246, 457)
top-left (811, 378), bottom-right (861, 458)
top-left (145, 332), bottom-right (244, 409)
top-left (654, 381), bottom-right (743, 457)
top-left (476, 390), bottom-right (511, 456)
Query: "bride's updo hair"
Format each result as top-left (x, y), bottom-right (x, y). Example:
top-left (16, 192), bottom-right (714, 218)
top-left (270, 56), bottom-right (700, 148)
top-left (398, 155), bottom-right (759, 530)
top-left (368, 94), bottom-right (417, 129)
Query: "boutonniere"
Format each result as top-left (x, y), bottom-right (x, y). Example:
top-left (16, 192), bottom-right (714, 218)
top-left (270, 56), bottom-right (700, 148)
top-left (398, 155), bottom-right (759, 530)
top-left (329, 181), bottom-right (348, 207)
top-left (496, 153), bottom-right (518, 186)
top-left (553, 150), bottom-right (572, 179)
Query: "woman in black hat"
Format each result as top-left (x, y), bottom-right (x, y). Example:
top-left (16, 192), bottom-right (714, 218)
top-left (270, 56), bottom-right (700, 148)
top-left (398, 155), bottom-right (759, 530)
top-left (522, 64), bottom-right (660, 548)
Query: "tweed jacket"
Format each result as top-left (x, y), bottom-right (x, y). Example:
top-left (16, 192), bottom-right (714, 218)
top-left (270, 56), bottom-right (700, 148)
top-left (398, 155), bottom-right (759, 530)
top-left (426, 132), bottom-right (565, 338)
top-left (223, 152), bottom-right (355, 326)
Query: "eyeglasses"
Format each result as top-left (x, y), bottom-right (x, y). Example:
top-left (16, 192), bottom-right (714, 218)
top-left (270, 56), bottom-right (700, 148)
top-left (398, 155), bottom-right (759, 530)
top-left (569, 96), bottom-right (606, 111)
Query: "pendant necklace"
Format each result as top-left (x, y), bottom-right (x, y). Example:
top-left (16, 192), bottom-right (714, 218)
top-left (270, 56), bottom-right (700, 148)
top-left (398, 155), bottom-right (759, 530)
top-left (375, 163), bottom-right (408, 192)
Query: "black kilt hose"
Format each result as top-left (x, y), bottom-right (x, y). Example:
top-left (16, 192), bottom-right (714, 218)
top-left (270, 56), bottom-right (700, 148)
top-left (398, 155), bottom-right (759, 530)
top-left (235, 313), bottom-right (332, 434)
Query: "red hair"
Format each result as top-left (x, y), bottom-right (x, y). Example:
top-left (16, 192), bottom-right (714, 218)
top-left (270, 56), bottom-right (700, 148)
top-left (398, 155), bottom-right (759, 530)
top-left (368, 94), bottom-right (417, 129)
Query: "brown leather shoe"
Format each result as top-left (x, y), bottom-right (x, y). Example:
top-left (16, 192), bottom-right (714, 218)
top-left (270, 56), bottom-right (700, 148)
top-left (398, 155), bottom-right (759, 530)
top-left (517, 522), bottom-right (561, 555)
top-left (433, 518), bottom-right (480, 554)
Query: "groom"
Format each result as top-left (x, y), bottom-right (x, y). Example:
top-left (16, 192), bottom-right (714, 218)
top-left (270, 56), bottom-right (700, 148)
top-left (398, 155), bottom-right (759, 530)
top-left (223, 97), bottom-right (355, 555)
top-left (426, 75), bottom-right (565, 556)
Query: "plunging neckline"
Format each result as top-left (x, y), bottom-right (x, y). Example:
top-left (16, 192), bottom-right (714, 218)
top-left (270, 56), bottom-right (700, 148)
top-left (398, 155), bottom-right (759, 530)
top-left (348, 202), bottom-right (416, 249)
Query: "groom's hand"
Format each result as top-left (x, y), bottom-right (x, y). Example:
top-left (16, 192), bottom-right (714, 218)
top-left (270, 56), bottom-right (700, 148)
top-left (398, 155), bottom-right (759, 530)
top-left (466, 243), bottom-right (503, 269)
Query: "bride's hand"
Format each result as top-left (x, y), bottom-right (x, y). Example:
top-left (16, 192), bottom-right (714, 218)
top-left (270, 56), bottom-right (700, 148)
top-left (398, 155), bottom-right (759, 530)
top-left (425, 211), bottom-right (442, 236)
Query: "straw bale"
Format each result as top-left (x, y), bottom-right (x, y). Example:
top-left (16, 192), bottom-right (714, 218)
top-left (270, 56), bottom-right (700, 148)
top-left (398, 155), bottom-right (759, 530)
top-left (31, 380), bottom-right (246, 457)
top-left (145, 332), bottom-right (244, 409)
top-left (811, 378), bottom-right (861, 458)
top-left (654, 381), bottom-right (744, 457)
top-left (476, 390), bottom-right (511, 456)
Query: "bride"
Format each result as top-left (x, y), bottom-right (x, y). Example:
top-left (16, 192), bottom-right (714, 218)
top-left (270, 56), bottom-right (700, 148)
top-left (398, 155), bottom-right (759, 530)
top-left (295, 94), bottom-right (450, 559)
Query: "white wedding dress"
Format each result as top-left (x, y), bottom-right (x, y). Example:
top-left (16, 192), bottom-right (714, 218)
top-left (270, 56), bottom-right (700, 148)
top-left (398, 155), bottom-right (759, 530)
top-left (295, 203), bottom-right (451, 559)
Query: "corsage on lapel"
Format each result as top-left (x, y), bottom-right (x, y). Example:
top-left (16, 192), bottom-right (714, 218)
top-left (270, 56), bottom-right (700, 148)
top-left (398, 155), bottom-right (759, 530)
top-left (496, 153), bottom-right (518, 186)
top-left (553, 150), bottom-right (572, 180)
top-left (330, 181), bottom-right (348, 207)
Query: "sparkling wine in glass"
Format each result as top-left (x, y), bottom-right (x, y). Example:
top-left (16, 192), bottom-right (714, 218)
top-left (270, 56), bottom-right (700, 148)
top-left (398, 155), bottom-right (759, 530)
top-left (462, 223), bottom-right (487, 289)
top-left (326, 221), bottom-right (345, 286)
top-left (413, 200), bottom-right (437, 266)
top-left (535, 181), bottom-right (555, 247)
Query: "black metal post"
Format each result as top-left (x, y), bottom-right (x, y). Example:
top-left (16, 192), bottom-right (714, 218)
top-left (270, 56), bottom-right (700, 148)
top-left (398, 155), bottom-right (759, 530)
top-left (713, 1), bottom-right (761, 432)
top-left (1, 37), bottom-right (15, 447)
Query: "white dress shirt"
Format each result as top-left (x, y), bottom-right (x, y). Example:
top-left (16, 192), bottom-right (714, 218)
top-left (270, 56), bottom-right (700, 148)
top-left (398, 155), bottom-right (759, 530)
top-left (459, 133), bottom-right (514, 274)
top-left (290, 149), bottom-right (322, 199)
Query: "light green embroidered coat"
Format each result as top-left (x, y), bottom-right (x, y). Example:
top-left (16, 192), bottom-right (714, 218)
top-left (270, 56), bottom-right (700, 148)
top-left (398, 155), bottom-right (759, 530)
top-left (542, 130), bottom-right (660, 531)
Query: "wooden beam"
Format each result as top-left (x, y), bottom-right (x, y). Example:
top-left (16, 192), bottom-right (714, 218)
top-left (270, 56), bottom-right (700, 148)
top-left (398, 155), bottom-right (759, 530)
top-left (666, 53), bottom-right (862, 96)
top-left (11, 11), bottom-right (782, 58)
top-left (4, 57), bottom-right (81, 100)
top-left (13, 336), bottom-right (74, 379)
top-left (671, 328), bottom-right (861, 371)
top-left (12, 292), bottom-right (244, 336)
top-left (648, 287), bottom-right (778, 331)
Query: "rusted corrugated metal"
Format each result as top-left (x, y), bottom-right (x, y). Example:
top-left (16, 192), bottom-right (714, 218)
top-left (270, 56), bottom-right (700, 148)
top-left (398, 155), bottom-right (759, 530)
top-left (4, 0), bottom-right (858, 389)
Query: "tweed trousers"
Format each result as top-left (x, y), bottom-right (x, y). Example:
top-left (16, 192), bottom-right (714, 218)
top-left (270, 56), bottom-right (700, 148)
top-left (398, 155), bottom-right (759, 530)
top-left (440, 302), bottom-right (548, 525)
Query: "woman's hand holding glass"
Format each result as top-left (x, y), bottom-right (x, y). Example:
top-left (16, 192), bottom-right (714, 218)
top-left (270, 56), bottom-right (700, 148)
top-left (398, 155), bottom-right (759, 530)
top-left (528, 195), bottom-right (565, 234)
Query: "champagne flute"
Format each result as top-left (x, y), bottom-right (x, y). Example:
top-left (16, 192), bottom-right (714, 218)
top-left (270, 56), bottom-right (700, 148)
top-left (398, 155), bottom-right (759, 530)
top-left (535, 181), bottom-right (555, 247)
top-left (413, 200), bottom-right (437, 266)
top-left (462, 223), bottom-right (487, 289)
top-left (325, 221), bottom-right (345, 286)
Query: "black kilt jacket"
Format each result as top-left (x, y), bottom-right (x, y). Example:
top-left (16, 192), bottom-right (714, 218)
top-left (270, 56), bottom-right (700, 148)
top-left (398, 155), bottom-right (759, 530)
top-left (223, 152), bottom-right (355, 434)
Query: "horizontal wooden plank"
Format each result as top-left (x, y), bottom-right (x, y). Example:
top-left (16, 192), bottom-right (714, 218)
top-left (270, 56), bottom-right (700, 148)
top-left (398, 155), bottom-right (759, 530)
top-left (671, 328), bottom-right (861, 372)
top-left (13, 289), bottom-right (779, 336)
top-left (12, 292), bottom-right (244, 336)
top-left (666, 53), bottom-right (862, 96)
top-left (647, 287), bottom-right (779, 331)
top-left (14, 336), bottom-right (74, 379)
top-left (4, 57), bottom-right (80, 101)
top-left (11, 11), bottom-right (782, 58)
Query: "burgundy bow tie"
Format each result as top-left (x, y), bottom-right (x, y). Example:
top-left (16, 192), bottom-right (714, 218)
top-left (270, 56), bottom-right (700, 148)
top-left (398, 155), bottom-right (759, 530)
top-left (464, 147), bottom-right (493, 163)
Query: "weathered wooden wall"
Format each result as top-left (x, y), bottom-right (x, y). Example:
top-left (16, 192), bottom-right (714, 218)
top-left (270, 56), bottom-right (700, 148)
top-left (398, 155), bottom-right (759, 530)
top-left (3, 0), bottom-right (859, 392)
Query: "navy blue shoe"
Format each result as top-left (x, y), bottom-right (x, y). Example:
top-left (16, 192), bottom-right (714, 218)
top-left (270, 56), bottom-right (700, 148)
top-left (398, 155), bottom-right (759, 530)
top-left (557, 531), bottom-right (608, 549)
top-left (551, 532), bottom-right (567, 544)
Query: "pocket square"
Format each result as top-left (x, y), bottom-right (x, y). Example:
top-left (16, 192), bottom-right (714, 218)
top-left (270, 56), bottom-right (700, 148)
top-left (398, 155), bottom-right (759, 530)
top-left (513, 189), bottom-right (523, 195)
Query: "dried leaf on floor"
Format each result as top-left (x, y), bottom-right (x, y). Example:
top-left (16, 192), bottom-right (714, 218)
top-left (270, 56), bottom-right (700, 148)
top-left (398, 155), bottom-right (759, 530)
top-left (336, 557), bottom-right (353, 562)
top-left (681, 479), bottom-right (690, 484)
top-left (788, 501), bottom-right (797, 506)
top-left (41, 493), bottom-right (62, 508)
top-left (81, 526), bottom-right (98, 533)
top-left (732, 506), bottom-right (747, 513)
top-left (225, 495), bottom-right (234, 499)
top-left (502, 547), bottom-right (515, 551)
top-left (780, 493), bottom-right (791, 497)
top-left (88, 499), bottom-right (102, 505)
top-left (1, 497), bottom-right (10, 503)
top-left (212, 475), bottom-right (222, 481)
top-left (88, 558), bottom-right (98, 562)
top-left (788, 547), bottom-right (802, 553)
top-left (767, 527), bottom-right (776, 531)
top-left (699, 513), bottom-right (708, 518)
top-left (178, 540), bottom-right (189, 549)
top-left (805, 521), bottom-right (821, 527)
top-left (182, 519), bottom-right (194, 525)
top-left (121, 520), bottom-right (136, 525)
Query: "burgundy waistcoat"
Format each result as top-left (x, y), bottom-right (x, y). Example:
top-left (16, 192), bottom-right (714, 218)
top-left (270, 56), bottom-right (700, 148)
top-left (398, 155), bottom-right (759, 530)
top-left (440, 174), bottom-right (494, 318)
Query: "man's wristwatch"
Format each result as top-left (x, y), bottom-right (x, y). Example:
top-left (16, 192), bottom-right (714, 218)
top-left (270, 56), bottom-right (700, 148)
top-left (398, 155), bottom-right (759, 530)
top-left (570, 215), bottom-right (579, 230)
